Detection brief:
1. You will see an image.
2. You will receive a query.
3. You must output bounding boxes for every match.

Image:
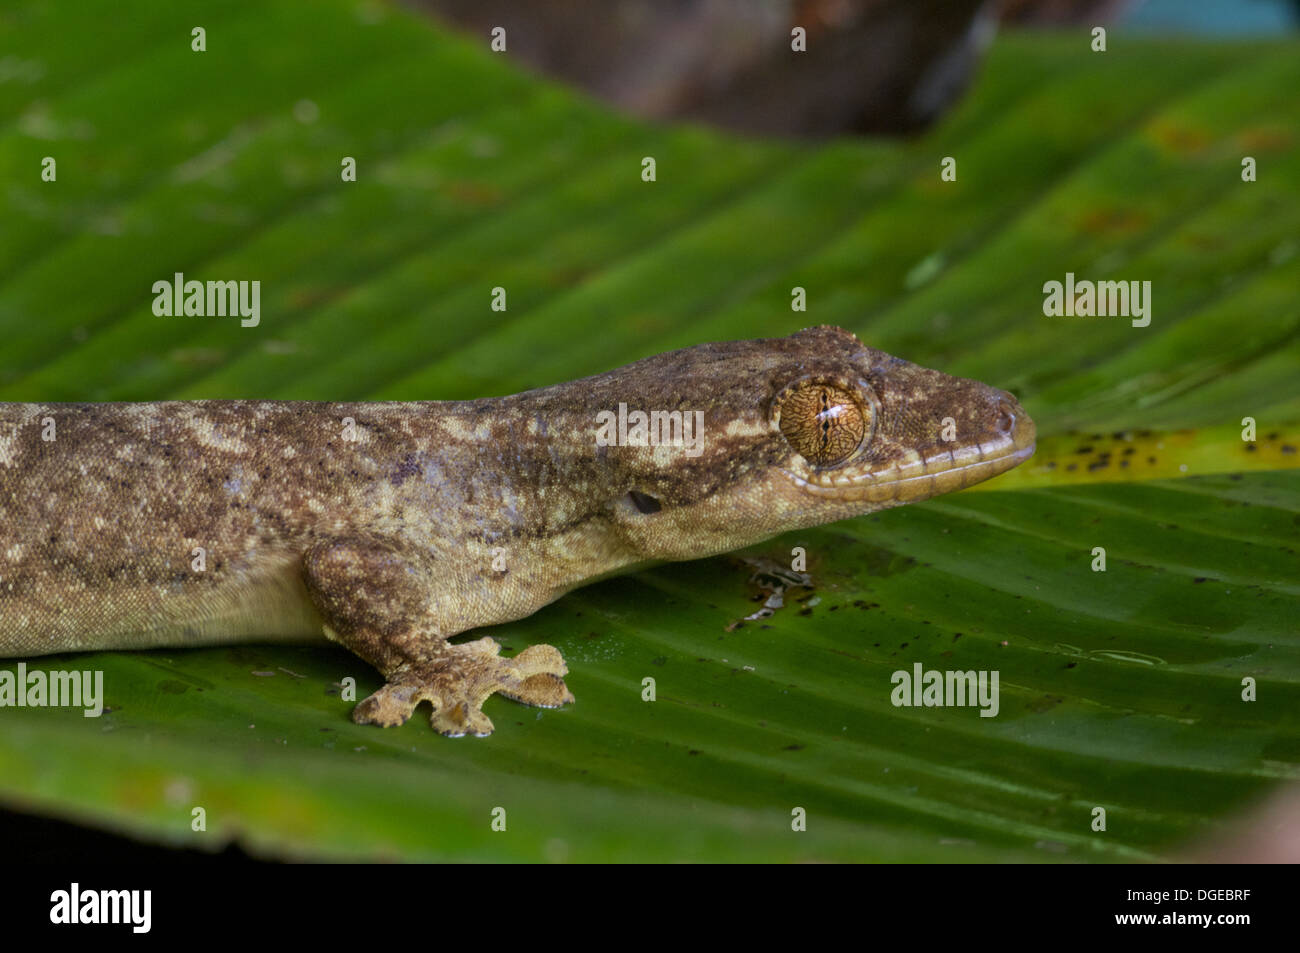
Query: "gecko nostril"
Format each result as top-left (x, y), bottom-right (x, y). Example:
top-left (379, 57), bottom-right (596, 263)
top-left (994, 400), bottom-right (1016, 436)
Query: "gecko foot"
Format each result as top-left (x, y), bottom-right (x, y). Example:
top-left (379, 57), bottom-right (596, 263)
top-left (351, 639), bottom-right (575, 737)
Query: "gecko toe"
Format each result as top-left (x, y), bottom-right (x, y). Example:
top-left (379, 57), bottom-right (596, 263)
top-left (459, 635), bottom-right (503, 657)
top-left (430, 700), bottom-right (495, 737)
top-left (353, 684), bottom-right (418, 727)
top-left (498, 643), bottom-right (575, 708)
top-left (510, 642), bottom-right (569, 677)
top-left (499, 672), bottom-right (575, 709)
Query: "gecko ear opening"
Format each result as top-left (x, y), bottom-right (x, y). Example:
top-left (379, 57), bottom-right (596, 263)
top-left (627, 490), bottom-right (662, 514)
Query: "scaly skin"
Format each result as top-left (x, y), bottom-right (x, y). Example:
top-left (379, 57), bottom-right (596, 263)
top-left (0, 326), bottom-right (1035, 736)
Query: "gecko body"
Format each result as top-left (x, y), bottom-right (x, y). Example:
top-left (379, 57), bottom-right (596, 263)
top-left (0, 326), bottom-right (1034, 735)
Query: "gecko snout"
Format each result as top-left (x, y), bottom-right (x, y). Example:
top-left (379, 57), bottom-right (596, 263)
top-left (991, 392), bottom-right (1036, 459)
top-left (994, 400), bottom-right (1017, 436)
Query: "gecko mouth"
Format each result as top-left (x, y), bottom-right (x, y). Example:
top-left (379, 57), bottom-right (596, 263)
top-left (783, 402), bottom-right (1036, 505)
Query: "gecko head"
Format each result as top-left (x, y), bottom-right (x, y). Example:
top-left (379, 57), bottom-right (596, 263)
top-left (765, 326), bottom-right (1037, 510)
top-left (600, 325), bottom-right (1035, 561)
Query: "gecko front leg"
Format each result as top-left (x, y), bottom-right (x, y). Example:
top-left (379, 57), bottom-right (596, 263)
top-left (301, 536), bottom-right (574, 736)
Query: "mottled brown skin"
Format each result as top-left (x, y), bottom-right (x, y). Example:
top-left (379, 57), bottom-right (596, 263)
top-left (0, 326), bottom-right (1034, 736)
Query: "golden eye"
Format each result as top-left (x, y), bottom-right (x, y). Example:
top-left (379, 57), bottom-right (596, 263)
top-left (777, 381), bottom-right (868, 468)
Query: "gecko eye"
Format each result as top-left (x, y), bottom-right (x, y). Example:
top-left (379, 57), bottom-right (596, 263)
top-left (774, 379), bottom-right (870, 468)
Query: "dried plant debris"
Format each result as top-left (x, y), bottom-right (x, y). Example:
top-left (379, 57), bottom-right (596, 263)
top-left (726, 556), bottom-right (815, 631)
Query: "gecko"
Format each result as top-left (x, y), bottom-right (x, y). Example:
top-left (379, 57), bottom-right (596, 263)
top-left (0, 325), bottom-right (1035, 736)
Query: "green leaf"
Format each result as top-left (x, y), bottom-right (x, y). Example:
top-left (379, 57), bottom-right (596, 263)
top-left (0, 1), bottom-right (1296, 861)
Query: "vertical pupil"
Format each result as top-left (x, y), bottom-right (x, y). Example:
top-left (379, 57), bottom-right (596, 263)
top-left (779, 381), bottom-right (867, 468)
